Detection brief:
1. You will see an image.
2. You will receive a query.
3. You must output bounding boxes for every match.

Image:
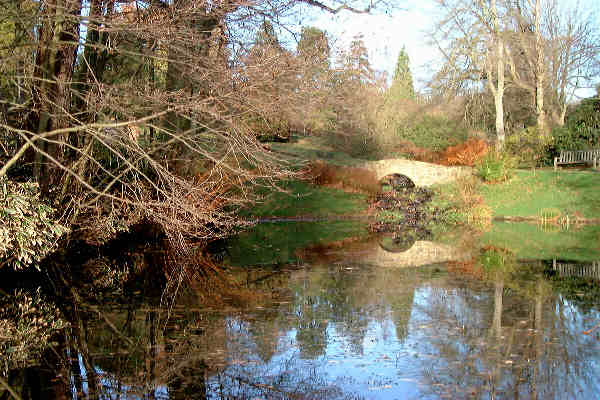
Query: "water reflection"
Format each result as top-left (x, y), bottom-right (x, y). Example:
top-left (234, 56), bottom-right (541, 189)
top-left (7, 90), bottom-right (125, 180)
top-left (1, 226), bottom-right (600, 399)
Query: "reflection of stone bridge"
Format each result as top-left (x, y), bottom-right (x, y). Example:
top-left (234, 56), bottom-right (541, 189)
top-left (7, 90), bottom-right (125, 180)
top-left (552, 259), bottom-right (600, 280)
top-left (361, 159), bottom-right (472, 187)
top-left (347, 238), bottom-right (472, 268)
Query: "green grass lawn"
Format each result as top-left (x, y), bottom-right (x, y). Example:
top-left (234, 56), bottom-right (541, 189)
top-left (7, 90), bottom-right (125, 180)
top-left (240, 180), bottom-right (369, 219)
top-left (480, 169), bottom-right (600, 219)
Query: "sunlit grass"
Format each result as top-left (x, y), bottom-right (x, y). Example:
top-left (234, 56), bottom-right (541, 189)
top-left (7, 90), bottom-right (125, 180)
top-left (240, 180), bottom-right (369, 219)
top-left (479, 169), bottom-right (600, 219)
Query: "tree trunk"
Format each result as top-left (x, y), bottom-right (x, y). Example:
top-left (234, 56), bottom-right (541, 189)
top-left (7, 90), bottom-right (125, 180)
top-left (165, 6), bottom-right (222, 135)
top-left (559, 104), bottom-right (567, 126)
top-left (534, 0), bottom-right (547, 134)
top-left (494, 80), bottom-right (505, 151)
top-left (31, 0), bottom-right (82, 194)
top-left (76, 0), bottom-right (113, 124)
top-left (492, 279), bottom-right (504, 338)
top-left (490, 0), bottom-right (505, 151)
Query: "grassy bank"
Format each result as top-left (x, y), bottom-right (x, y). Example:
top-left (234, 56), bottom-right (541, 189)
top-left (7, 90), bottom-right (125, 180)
top-left (480, 169), bottom-right (600, 220)
top-left (240, 180), bottom-right (369, 219)
top-left (242, 136), bottom-right (378, 219)
top-left (428, 168), bottom-right (600, 261)
top-left (269, 136), bottom-right (367, 167)
top-left (431, 168), bottom-right (600, 225)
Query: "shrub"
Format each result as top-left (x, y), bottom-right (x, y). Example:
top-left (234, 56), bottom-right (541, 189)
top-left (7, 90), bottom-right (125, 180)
top-left (438, 138), bottom-right (490, 166)
top-left (246, 113), bottom-right (291, 143)
top-left (396, 115), bottom-right (470, 152)
top-left (476, 151), bottom-right (515, 183)
top-left (0, 180), bottom-right (69, 270)
top-left (505, 127), bottom-right (552, 167)
top-left (554, 96), bottom-right (600, 151)
top-left (393, 140), bottom-right (435, 162)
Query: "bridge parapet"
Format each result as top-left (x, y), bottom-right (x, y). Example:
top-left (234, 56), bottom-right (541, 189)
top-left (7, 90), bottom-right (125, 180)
top-left (361, 159), bottom-right (472, 187)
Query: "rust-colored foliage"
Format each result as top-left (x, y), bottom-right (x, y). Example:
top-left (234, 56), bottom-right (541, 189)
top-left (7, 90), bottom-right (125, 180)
top-left (306, 161), bottom-right (380, 195)
top-left (396, 138), bottom-right (489, 167)
top-left (437, 138), bottom-right (489, 166)
top-left (446, 258), bottom-right (485, 280)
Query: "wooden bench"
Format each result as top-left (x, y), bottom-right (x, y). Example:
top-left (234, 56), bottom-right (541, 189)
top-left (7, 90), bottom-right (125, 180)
top-left (554, 149), bottom-right (600, 170)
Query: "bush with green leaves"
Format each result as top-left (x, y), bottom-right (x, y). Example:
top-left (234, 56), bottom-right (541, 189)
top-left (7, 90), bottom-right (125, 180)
top-left (396, 115), bottom-right (470, 152)
top-left (505, 127), bottom-right (553, 167)
top-left (476, 151), bottom-right (515, 183)
top-left (552, 96), bottom-right (600, 152)
top-left (0, 180), bottom-right (69, 270)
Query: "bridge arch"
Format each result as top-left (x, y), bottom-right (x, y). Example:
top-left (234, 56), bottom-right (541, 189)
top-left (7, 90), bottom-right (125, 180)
top-left (380, 173), bottom-right (415, 190)
top-left (378, 233), bottom-right (416, 253)
top-left (361, 159), bottom-right (472, 187)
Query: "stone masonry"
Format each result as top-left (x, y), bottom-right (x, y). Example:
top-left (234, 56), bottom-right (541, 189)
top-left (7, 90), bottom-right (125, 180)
top-left (361, 159), bottom-right (473, 187)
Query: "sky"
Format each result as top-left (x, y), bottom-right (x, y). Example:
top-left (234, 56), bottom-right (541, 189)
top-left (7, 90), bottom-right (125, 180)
top-left (311, 1), bottom-right (440, 91)
top-left (302, 0), bottom-right (598, 97)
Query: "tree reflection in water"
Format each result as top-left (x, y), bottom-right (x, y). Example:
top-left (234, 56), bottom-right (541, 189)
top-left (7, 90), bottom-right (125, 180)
top-left (1, 240), bottom-right (600, 399)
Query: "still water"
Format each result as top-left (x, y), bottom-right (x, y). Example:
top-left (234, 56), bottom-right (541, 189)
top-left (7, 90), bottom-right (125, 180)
top-left (2, 222), bottom-right (600, 399)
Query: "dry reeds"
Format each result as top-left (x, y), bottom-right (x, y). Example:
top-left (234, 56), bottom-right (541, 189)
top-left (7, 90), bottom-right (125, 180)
top-left (307, 160), bottom-right (380, 195)
top-left (456, 176), bottom-right (492, 229)
top-left (438, 138), bottom-right (489, 166)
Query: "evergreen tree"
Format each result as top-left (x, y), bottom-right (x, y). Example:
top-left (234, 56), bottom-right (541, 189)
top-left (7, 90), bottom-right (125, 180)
top-left (389, 46), bottom-right (414, 100)
top-left (298, 27), bottom-right (330, 68)
top-left (342, 36), bottom-right (373, 85)
top-left (255, 20), bottom-right (280, 49)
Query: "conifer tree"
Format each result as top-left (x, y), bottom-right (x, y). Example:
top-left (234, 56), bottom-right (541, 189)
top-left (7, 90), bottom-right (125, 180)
top-left (389, 46), bottom-right (414, 100)
top-left (255, 20), bottom-right (280, 49)
top-left (298, 27), bottom-right (330, 68)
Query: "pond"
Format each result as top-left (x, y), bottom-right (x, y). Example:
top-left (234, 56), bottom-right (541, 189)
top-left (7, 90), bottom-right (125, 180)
top-left (2, 221), bottom-right (600, 399)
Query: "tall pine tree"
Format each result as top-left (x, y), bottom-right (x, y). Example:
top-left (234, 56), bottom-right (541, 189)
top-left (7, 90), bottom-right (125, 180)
top-left (255, 20), bottom-right (280, 49)
top-left (389, 46), bottom-right (414, 100)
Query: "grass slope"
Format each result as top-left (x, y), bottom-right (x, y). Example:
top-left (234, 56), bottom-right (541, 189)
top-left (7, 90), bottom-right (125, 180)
top-left (241, 180), bottom-right (369, 219)
top-left (480, 169), bottom-right (600, 219)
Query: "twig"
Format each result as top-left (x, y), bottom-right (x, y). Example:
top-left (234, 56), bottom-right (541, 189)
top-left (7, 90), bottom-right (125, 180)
top-left (0, 375), bottom-right (22, 400)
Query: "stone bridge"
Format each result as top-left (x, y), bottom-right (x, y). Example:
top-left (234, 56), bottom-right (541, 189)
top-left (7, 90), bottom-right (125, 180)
top-left (361, 159), bottom-right (472, 187)
top-left (359, 239), bottom-right (472, 268)
top-left (302, 236), bottom-right (473, 269)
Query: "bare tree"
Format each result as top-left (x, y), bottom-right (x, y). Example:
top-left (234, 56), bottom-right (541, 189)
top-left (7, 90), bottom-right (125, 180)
top-left (0, 0), bottom-right (396, 256)
top-left (498, 0), bottom-right (599, 131)
top-left (544, 0), bottom-right (600, 125)
top-left (431, 0), bottom-right (599, 143)
top-left (503, 0), bottom-right (548, 133)
top-left (430, 0), bottom-right (507, 148)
